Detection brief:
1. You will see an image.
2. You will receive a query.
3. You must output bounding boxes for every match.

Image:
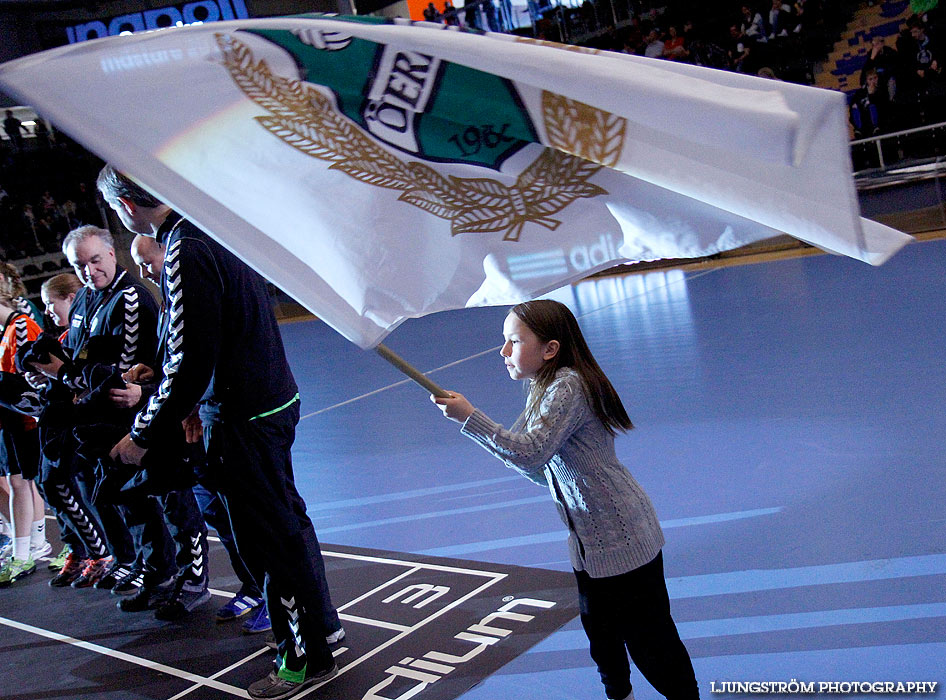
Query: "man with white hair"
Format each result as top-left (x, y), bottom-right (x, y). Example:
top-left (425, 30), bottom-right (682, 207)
top-left (32, 226), bottom-right (169, 601)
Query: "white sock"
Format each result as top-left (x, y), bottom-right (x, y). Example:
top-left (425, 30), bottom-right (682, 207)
top-left (13, 536), bottom-right (31, 560)
top-left (30, 519), bottom-right (46, 548)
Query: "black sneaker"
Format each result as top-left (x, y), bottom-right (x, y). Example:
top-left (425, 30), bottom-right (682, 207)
top-left (95, 559), bottom-right (135, 590)
top-left (110, 568), bottom-right (144, 596)
top-left (154, 579), bottom-right (211, 621)
top-left (117, 578), bottom-right (174, 612)
top-left (247, 663), bottom-right (338, 699)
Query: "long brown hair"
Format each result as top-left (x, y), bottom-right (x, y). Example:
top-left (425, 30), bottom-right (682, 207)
top-left (0, 262), bottom-right (26, 306)
top-left (512, 299), bottom-right (633, 434)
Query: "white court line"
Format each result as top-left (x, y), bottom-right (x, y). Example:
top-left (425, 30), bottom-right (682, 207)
top-left (29, 520), bottom-right (521, 700)
top-left (299, 347), bottom-right (499, 421)
top-left (336, 566), bottom-right (422, 612)
top-left (296, 268), bottom-right (717, 421)
top-left (166, 647), bottom-right (269, 700)
top-left (205, 547), bottom-right (511, 637)
top-left (322, 548), bottom-right (508, 578)
top-left (294, 571), bottom-right (509, 699)
top-left (0, 615), bottom-right (249, 698)
top-left (191, 554), bottom-right (508, 700)
top-left (339, 614), bottom-right (411, 633)
top-left (209, 566), bottom-right (466, 633)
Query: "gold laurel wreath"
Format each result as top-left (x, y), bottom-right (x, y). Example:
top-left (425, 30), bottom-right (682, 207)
top-left (217, 33), bottom-right (626, 242)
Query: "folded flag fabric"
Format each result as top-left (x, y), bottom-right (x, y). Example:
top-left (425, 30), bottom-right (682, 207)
top-left (0, 16), bottom-right (912, 348)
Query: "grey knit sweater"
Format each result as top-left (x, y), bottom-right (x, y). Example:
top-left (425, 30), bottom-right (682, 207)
top-left (461, 367), bottom-right (665, 578)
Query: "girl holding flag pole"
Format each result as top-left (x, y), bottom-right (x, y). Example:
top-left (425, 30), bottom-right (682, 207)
top-left (431, 299), bottom-right (698, 700)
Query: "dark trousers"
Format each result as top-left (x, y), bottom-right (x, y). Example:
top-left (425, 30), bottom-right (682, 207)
top-left (193, 481), bottom-right (262, 596)
top-left (204, 400), bottom-right (338, 674)
top-left (37, 480), bottom-right (87, 559)
top-left (123, 492), bottom-right (175, 584)
top-left (73, 458), bottom-right (136, 564)
top-left (158, 488), bottom-right (208, 584)
top-left (575, 552), bottom-right (698, 700)
top-left (41, 462), bottom-right (109, 560)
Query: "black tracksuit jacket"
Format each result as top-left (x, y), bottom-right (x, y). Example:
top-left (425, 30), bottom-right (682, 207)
top-left (131, 214), bottom-right (297, 447)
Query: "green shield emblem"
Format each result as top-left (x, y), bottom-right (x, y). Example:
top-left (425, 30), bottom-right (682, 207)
top-left (250, 27), bottom-right (538, 170)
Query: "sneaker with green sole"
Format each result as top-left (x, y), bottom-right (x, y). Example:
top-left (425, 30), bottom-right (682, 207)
top-left (0, 556), bottom-right (36, 587)
top-left (48, 544), bottom-right (72, 571)
top-left (247, 662), bottom-right (338, 700)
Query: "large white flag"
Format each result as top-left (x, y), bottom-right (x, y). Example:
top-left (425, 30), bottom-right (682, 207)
top-left (0, 16), bottom-right (911, 348)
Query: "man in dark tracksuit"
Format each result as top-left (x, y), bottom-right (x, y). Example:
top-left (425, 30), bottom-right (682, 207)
top-left (34, 226), bottom-right (161, 589)
top-left (127, 234), bottom-right (264, 627)
top-left (55, 226), bottom-right (207, 616)
top-left (47, 226), bottom-right (188, 597)
top-left (109, 234), bottom-right (211, 621)
top-left (100, 166), bottom-right (341, 700)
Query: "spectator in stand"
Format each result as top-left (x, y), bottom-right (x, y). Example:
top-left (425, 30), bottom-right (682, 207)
top-left (484, 0), bottom-right (500, 32)
top-left (644, 27), bottom-right (665, 58)
top-left (621, 16), bottom-right (644, 55)
top-left (850, 67), bottom-right (893, 138)
top-left (861, 33), bottom-right (899, 101)
top-left (909, 16), bottom-right (941, 85)
top-left (33, 119), bottom-right (51, 149)
top-left (795, 0), bottom-right (821, 36)
top-left (729, 22), bottom-right (765, 74)
top-left (740, 4), bottom-right (767, 44)
top-left (464, 2), bottom-right (479, 29)
top-left (40, 190), bottom-right (56, 215)
top-left (423, 1), bottom-right (442, 22)
top-left (443, 0), bottom-right (460, 26)
top-left (61, 199), bottom-right (78, 228)
top-left (3, 111), bottom-right (28, 153)
top-left (907, 15), bottom-right (945, 122)
top-left (850, 67), bottom-right (897, 169)
top-left (662, 25), bottom-right (688, 61)
top-left (766, 0), bottom-right (795, 41)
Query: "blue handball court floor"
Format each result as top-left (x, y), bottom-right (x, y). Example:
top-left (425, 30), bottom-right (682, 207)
top-left (283, 236), bottom-right (945, 700)
top-left (2, 236), bottom-right (943, 700)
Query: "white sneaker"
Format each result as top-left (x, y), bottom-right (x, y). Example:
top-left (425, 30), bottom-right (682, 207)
top-left (325, 627), bottom-right (345, 644)
top-left (30, 541), bottom-right (53, 560)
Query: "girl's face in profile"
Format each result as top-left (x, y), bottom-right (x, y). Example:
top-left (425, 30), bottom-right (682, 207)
top-left (500, 312), bottom-right (554, 381)
top-left (42, 290), bottom-right (73, 328)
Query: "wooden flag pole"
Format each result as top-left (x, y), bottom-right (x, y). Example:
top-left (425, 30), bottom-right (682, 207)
top-left (375, 343), bottom-right (452, 398)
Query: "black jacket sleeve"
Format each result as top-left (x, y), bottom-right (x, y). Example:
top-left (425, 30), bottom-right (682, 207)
top-left (131, 233), bottom-right (222, 447)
